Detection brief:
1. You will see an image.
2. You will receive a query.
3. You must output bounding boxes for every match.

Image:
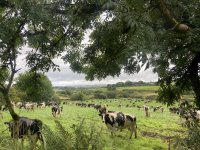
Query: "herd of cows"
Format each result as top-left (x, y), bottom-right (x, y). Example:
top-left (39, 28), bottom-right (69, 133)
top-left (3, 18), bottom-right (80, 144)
top-left (0, 99), bottom-right (200, 148)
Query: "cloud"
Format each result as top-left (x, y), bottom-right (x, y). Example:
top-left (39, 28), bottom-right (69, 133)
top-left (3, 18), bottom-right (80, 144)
top-left (16, 47), bottom-right (158, 86)
top-left (46, 57), bottom-right (158, 86)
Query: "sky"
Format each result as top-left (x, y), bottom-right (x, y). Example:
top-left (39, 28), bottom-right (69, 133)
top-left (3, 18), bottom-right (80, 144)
top-left (16, 46), bottom-right (158, 87)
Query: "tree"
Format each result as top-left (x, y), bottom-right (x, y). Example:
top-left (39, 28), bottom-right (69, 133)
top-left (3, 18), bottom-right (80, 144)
top-left (125, 81), bottom-right (133, 86)
top-left (15, 72), bottom-right (54, 102)
top-left (107, 84), bottom-right (116, 91)
top-left (63, 1), bottom-right (200, 108)
top-left (116, 82), bottom-right (125, 87)
top-left (0, 0), bottom-right (199, 119)
top-left (70, 92), bottom-right (85, 101)
top-left (0, 0), bottom-right (92, 119)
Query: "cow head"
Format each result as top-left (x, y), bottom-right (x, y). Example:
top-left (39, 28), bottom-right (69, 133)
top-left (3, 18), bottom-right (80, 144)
top-left (98, 112), bottom-right (106, 123)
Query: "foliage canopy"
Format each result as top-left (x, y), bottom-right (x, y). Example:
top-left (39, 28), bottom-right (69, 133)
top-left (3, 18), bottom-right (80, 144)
top-left (0, 0), bottom-right (200, 119)
top-left (62, 0), bottom-right (200, 107)
top-left (15, 72), bottom-right (54, 102)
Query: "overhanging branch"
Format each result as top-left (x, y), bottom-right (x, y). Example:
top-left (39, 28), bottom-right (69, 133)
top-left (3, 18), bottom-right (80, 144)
top-left (155, 0), bottom-right (190, 33)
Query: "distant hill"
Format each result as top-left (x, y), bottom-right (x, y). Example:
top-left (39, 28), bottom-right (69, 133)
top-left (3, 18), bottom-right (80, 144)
top-left (54, 81), bottom-right (157, 90)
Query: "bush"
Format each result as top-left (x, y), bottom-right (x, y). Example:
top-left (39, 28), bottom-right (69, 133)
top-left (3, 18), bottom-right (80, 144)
top-left (70, 92), bottom-right (85, 101)
top-left (117, 92), bottom-right (130, 98)
top-left (107, 84), bottom-right (116, 91)
top-left (43, 120), bottom-right (104, 150)
top-left (93, 90), bottom-right (106, 99)
top-left (107, 92), bottom-right (116, 99)
top-left (94, 93), bottom-right (106, 99)
top-left (174, 123), bottom-right (200, 150)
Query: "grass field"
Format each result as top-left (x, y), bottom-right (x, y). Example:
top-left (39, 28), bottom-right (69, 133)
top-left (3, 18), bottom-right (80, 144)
top-left (0, 98), bottom-right (186, 150)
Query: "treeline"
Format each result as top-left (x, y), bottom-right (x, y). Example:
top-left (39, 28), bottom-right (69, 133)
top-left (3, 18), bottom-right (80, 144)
top-left (55, 81), bottom-right (158, 101)
top-left (107, 81), bottom-right (156, 89)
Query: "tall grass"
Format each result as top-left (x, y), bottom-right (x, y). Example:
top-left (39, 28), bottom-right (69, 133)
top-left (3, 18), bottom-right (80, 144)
top-left (0, 119), bottom-right (104, 150)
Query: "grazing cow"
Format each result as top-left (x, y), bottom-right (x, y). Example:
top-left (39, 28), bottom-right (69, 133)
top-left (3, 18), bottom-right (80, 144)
top-left (144, 106), bottom-right (150, 117)
top-left (94, 104), bottom-right (101, 111)
top-left (4, 117), bottom-right (43, 148)
top-left (16, 102), bottom-right (22, 108)
top-left (38, 102), bottom-right (46, 108)
top-left (99, 111), bottom-right (137, 139)
top-left (25, 103), bottom-right (34, 111)
top-left (160, 107), bottom-right (164, 113)
top-left (52, 105), bottom-right (62, 117)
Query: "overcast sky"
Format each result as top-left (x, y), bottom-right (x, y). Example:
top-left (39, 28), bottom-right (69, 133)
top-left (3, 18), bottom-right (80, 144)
top-left (16, 46), bottom-right (158, 86)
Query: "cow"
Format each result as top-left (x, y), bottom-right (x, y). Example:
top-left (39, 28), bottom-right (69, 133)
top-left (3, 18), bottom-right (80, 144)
top-left (38, 102), bottom-right (46, 108)
top-left (52, 105), bottom-right (62, 117)
top-left (99, 111), bottom-right (137, 139)
top-left (4, 117), bottom-right (43, 149)
top-left (94, 104), bottom-right (101, 111)
top-left (144, 106), bottom-right (150, 117)
top-left (99, 105), bottom-right (107, 113)
top-left (25, 103), bottom-right (34, 111)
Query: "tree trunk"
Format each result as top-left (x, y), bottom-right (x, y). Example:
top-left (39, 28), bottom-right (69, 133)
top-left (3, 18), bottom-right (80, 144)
top-left (2, 90), bottom-right (19, 120)
top-left (188, 55), bottom-right (200, 109)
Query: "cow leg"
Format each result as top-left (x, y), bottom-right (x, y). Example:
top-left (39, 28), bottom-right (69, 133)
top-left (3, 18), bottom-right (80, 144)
top-left (59, 111), bottom-right (61, 117)
top-left (129, 127), bottom-right (134, 139)
top-left (134, 123), bottom-right (137, 138)
top-left (111, 127), bottom-right (116, 137)
top-left (30, 134), bottom-right (38, 150)
top-left (129, 123), bottom-right (137, 139)
top-left (38, 132), bottom-right (45, 150)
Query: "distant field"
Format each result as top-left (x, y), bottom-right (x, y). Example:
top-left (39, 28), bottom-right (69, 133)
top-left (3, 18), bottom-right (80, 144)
top-left (117, 86), bottom-right (159, 91)
top-left (83, 85), bottom-right (159, 92)
top-left (0, 98), bottom-right (186, 150)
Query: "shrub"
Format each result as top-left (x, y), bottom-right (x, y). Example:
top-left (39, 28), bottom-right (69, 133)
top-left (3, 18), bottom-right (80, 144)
top-left (70, 92), bottom-right (85, 101)
top-left (43, 120), bottom-right (104, 150)
top-left (107, 92), bottom-right (116, 99)
top-left (94, 93), bottom-right (106, 99)
top-left (118, 93), bottom-right (130, 98)
top-left (174, 123), bottom-right (200, 150)
top-left (94, 91), bottom-right (106, 99)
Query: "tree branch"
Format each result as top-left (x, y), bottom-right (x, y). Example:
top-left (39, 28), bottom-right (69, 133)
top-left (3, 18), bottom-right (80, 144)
top-left (0, 0), bottom-right (14, 8)
top-left (0, 83), bottom-right (6, 92)
top-left (6, 21), bottom-right (26, 91)
top-left (155, 0), bottom-right (190, 33)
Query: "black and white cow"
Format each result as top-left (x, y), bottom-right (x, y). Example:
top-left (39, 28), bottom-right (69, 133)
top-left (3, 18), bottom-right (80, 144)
top-left (99, 111), bottom-right (137, 139)
top-left (4, 117), bottom-right (43, 148)
top-left (52, 105), bottom-right (62, 117)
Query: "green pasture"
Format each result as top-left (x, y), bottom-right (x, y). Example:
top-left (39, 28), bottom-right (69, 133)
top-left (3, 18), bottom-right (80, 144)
top-left (117, 86), bottom-right (159, 91)
top-left (82, 86), bottom-right (159, 93)
top-left (0, 98), bottom-right (186, 150)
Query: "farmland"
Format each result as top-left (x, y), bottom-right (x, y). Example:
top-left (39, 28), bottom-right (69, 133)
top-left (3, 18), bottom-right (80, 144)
top-left (0, 86), bottom-right (189, 150)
